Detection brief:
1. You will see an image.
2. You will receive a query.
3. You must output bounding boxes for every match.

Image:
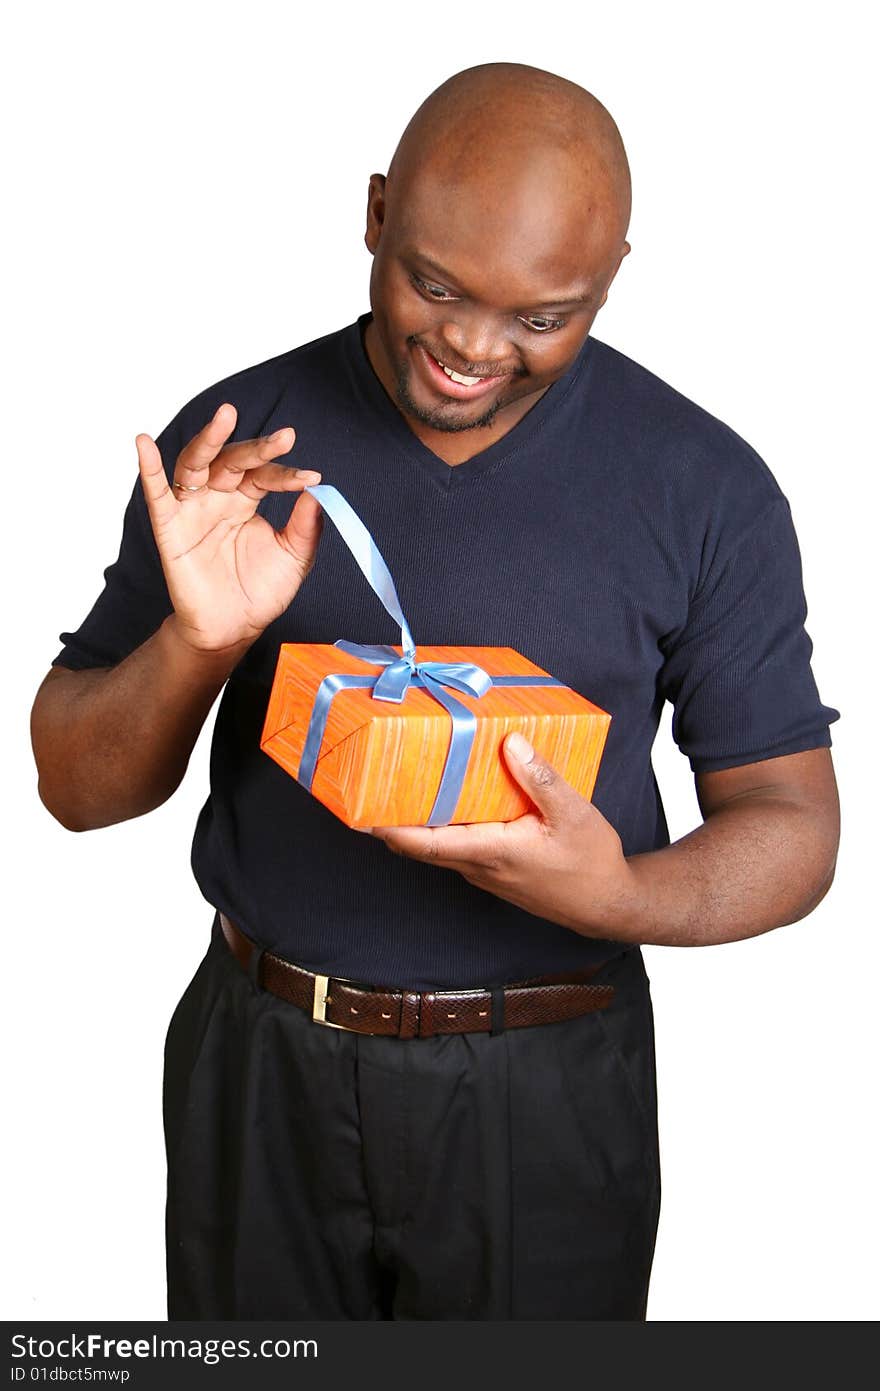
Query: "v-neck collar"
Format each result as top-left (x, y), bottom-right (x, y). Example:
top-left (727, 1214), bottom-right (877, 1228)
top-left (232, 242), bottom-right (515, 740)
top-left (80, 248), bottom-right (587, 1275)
top-left (341, 312), bottom-right (594, 491)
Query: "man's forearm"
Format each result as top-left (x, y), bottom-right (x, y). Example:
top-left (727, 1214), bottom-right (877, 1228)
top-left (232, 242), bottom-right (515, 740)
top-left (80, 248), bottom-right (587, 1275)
top-left (31, 617), bottom-right (250, 832)
top-left (605, 791), bottom-right (839, 947)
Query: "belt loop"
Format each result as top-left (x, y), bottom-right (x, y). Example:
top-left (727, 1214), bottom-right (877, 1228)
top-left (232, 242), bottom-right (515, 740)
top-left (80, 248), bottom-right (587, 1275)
top-left (490, 987), bottom-right (505, 1036)
top-left (399, 991), bottom-right (421, 1039)
top-left (248, 944), bottom-right (266, 991)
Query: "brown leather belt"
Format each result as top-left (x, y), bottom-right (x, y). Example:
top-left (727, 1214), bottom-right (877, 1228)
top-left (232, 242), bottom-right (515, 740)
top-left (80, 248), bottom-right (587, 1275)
top-left (219, 913), bottom-right (615, 1039)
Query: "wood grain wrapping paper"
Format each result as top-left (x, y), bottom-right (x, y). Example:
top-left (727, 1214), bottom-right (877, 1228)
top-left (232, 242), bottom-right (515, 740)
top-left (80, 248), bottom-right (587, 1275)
top-left (261, 643), bottom-right (611, 828)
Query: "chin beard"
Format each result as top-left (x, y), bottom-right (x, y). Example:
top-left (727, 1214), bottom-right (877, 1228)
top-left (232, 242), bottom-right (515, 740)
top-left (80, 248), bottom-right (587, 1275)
top-left (394, 359), bottom-right (506, 433)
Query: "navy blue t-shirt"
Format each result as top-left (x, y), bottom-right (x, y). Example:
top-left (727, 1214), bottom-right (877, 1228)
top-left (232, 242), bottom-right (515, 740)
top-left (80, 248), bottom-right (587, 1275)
top-left (54, 315), bottom-right (839, 987)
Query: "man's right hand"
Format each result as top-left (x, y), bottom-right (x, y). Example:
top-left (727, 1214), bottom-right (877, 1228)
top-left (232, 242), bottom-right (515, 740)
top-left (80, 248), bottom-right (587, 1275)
top-left (136, 401), bottom-right (324, 656)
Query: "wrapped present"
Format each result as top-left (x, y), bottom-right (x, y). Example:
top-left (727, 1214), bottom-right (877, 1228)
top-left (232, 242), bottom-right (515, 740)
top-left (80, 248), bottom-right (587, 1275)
top-left (261, 485), bottom-right (611, 829)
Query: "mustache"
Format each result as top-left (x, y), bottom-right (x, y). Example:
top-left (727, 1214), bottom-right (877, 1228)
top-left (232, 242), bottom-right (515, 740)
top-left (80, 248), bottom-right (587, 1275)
top-left (409, 336), bottom-right (523, 380)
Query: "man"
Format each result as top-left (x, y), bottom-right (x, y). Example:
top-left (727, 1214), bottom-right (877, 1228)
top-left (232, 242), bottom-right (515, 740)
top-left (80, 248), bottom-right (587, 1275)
top-left (30, 63), bottom-right (840, 1320)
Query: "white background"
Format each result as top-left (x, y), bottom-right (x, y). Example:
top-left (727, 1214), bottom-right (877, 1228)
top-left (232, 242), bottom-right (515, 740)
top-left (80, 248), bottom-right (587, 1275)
top-left (3, 0), bottom-right (876, 1323)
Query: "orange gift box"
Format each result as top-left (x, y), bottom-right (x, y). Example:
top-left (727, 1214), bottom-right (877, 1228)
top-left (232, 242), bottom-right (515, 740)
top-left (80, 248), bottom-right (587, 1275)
top-left (261, 641), bottom-right (611, 829)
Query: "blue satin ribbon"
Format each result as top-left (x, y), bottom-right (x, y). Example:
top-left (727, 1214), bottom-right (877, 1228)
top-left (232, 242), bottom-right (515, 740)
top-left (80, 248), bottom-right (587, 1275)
top-left (296, 485), bottom-right (563, 826)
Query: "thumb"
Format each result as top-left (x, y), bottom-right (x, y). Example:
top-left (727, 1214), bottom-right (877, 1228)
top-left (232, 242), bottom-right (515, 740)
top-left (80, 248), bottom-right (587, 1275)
top-left (278, 488), bottom-right (325, 577)
top-left (502, 731), bottom-right (582, 824)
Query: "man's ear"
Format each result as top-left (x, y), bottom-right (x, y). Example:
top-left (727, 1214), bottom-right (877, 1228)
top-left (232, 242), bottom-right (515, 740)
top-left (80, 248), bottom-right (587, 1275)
top-left (599, 240), bottom-right (631, 307)
top-left (365, 173), bottom-right (387, 255)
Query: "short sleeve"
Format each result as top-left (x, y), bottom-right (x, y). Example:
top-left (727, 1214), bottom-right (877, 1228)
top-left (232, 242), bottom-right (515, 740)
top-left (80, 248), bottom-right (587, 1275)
top-left (658, 495), bottom-right (840, 772)
top-left (51, 347), bottom-right (297, 672)
top-left (52, 412), bottom-right (188, 671)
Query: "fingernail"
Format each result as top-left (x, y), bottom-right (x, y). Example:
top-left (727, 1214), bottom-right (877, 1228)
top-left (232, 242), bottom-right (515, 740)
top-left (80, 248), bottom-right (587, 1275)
top-left (353, 826), bottom-right (374, 834)
top-left (297, 470), bottom-right (322, 481)
top-left (506, 732), bottom-right (534, 763)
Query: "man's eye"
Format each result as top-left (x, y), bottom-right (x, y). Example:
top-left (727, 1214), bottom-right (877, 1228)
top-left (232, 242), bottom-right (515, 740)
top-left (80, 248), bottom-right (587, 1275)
top-left (411, 274), bottom-right (458, 301)
top-left (518, 314), bottom-right (566, 333)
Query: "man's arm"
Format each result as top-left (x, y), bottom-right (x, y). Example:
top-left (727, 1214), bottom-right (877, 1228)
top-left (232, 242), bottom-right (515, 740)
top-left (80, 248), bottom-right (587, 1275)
top-left (31, 403), bottom-right (324, 833)
top-left (31, 621), bottom-right (248, 832)
top-left (619, 747), bottom-right (840, 945)
top-left (371, 741), bottom-right (840, 948)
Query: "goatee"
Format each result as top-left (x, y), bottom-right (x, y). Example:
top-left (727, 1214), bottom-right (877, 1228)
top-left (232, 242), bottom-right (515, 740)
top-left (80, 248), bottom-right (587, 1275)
top-left (394, 359), bottom-right (505, 433)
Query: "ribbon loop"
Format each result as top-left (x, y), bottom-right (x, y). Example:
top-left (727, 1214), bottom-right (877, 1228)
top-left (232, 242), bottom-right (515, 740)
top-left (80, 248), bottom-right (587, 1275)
top-left (418, 661), bottom-right (493, 698)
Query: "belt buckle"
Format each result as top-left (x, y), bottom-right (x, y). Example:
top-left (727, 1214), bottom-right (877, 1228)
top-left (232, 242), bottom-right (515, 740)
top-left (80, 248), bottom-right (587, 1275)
top-left (312, 974), bottom-right (358, 1031)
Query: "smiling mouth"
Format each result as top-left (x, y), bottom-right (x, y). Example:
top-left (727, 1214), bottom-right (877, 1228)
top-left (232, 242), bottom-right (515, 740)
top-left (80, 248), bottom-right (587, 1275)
top-left (435, 358), bottom-right (490, 386)
top-left (416, 344), bottom-right (511, 399)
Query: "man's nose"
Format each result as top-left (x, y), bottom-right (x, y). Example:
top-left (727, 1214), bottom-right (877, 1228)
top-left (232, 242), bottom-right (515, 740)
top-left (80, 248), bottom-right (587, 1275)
top-left (437, 312), bottom-right (508, 370)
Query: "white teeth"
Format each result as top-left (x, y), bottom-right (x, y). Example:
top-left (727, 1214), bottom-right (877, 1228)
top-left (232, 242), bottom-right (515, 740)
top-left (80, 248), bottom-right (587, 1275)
top-left (441, 363), bottom-right (484, 386)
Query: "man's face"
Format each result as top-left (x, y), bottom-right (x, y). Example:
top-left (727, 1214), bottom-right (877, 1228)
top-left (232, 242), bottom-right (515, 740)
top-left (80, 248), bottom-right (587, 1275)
top-left (364, 153), bottom-right (628, 436)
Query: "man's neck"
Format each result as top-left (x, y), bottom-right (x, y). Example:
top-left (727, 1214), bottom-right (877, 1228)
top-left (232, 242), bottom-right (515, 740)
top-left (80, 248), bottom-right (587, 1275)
top-left (406, 396), bottom-right (550, 466)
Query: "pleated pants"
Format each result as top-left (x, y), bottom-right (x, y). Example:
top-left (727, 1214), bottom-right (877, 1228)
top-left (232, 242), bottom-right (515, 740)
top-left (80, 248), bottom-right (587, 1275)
top-left (163, 915), bottom-right (661, 1320)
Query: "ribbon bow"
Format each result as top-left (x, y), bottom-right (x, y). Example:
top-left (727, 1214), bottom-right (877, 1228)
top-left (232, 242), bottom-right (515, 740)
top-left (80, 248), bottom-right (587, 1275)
top-left (333, 639), bottom-right (493, 705)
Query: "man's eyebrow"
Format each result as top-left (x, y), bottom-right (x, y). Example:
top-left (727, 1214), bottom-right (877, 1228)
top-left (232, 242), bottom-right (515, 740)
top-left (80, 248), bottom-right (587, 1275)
top-left (408, 252), bottom-right (593, 308)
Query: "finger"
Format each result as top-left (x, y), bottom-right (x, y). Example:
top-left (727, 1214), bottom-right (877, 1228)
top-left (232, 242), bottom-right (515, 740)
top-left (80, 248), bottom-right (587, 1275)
top-left (136, 433), bottom-right (176, 530)
top-left (375, 822), bottom-right (507, 868)
top-left (208, 426), bottom-right (298, 492)
top-left (173, 402), bottom-right (238, 487)
top-left (275, 488), bottom-right (326, 574)
top-left (501, 732), bottom-right (582, 827)
top-left (235, 461), bottom-right (321, 502)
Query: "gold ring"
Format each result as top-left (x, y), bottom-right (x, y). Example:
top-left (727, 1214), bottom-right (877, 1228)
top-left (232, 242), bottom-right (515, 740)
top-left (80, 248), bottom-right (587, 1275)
top-left (173, 480), bottom-right (207, 493)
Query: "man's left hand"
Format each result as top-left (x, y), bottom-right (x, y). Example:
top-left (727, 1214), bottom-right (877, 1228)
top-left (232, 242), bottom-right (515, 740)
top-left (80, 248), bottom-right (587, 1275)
top-left (370, 731), bottom-right (639, 937)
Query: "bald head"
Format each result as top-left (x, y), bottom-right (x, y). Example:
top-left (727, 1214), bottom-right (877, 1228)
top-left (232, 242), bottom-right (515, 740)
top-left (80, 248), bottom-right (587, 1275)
top-left (387, 63), bottom-right (631, 249)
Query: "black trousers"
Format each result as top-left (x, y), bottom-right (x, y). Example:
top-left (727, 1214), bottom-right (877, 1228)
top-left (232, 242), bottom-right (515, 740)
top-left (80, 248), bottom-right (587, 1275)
top-left (163, 916), bottom-right (661, 1320)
